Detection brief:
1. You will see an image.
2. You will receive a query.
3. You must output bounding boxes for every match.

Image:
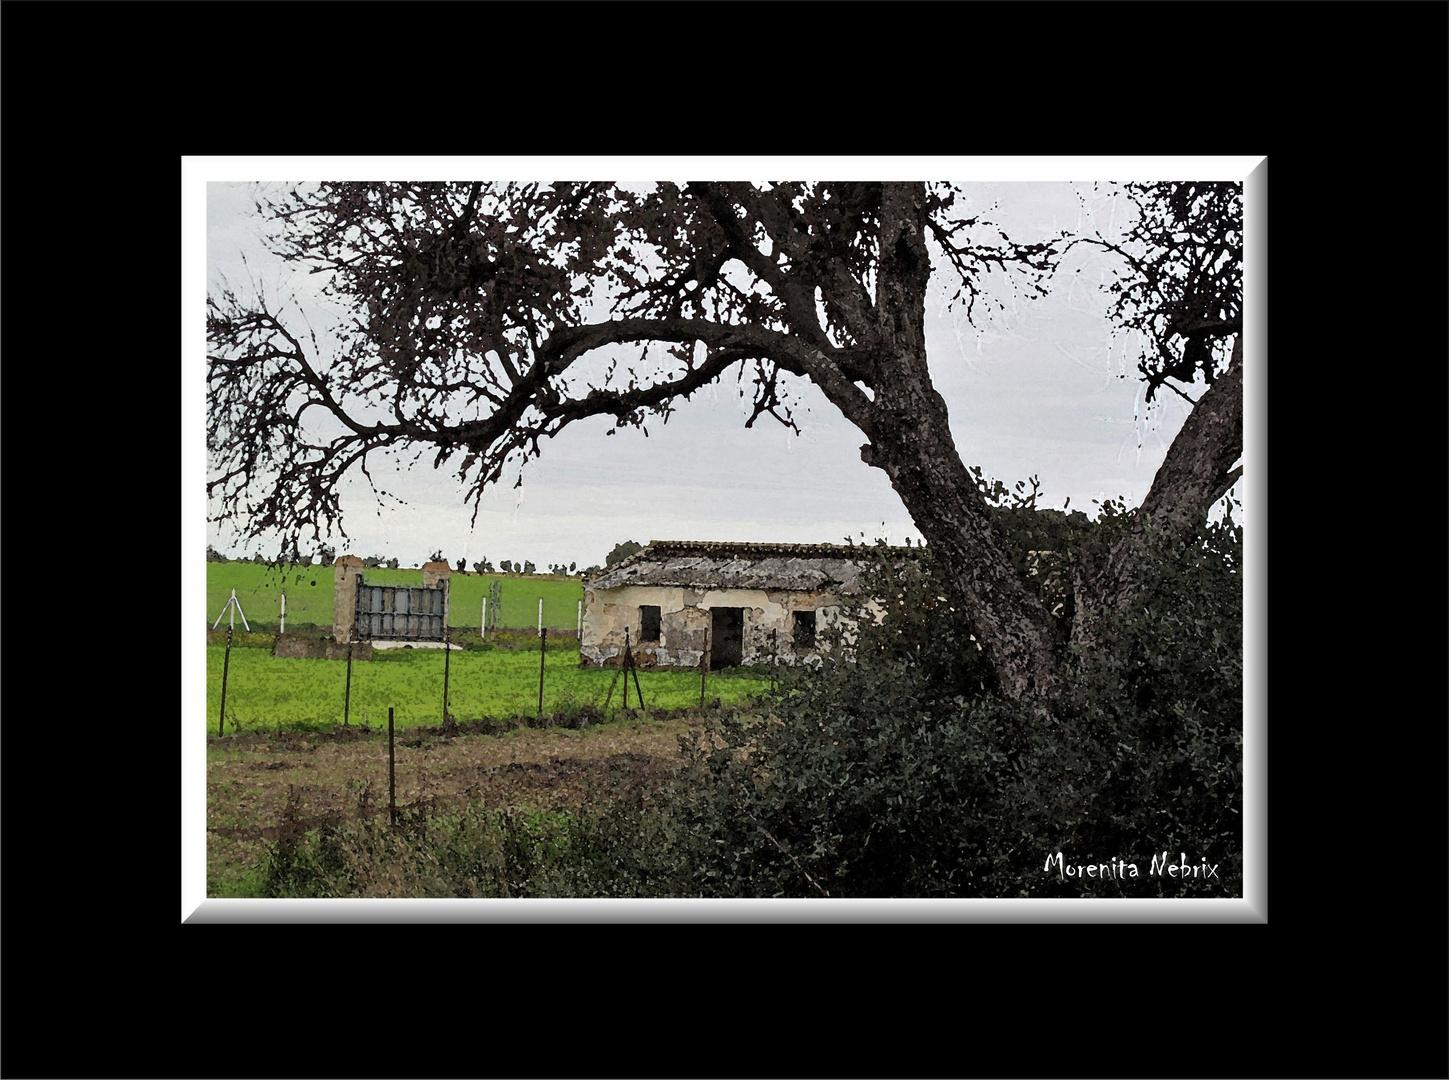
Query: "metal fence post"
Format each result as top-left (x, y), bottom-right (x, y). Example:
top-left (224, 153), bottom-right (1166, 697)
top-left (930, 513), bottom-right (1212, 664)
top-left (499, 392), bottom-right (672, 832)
top-left (219, 623), bottom-right (233, 737)
top-left (538, 627), bottom-right (548, 721)
top-left (630, 640), bottom-right (645, 712)
top-left (389, 706), bottom-right (397, 826)
top-left (344, 634), bottom-right (354, 726)
top-left (442, 627), bottom-right (451, 725)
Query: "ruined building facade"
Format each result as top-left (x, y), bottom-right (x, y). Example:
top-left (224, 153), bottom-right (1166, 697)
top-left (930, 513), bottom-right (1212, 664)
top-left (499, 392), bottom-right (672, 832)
top-left (581, 541), bottom-right (893, 669)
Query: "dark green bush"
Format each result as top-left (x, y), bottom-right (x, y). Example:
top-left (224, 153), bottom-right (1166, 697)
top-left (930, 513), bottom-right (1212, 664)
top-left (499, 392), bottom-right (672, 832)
top-left (646, 502), bottom-right (1242, 898)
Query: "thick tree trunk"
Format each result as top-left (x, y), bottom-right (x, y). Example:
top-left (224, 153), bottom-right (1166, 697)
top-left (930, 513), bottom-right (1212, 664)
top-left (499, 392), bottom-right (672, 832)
top-left (863, 387), bottom-right (1064, 700)
top-left (862, 184), bottom-right (1063, 700)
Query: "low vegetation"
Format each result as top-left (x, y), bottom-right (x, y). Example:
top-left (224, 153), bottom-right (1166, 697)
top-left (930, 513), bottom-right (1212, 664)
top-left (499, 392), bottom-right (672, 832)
top-left (206, 713), bottom-right (698, 898)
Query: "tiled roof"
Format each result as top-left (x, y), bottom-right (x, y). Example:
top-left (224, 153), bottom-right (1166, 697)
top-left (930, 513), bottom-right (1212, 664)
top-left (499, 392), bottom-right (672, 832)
top-left (585, 540), bottom-right (914, 593)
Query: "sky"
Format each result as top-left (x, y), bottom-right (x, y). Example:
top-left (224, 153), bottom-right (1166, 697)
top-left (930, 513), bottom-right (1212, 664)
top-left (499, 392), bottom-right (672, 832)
top-left (192, 159), bottom-right (1257, 574)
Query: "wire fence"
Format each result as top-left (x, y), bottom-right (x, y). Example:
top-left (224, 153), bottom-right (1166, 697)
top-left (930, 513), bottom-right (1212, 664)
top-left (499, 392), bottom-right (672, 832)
top-left (206, 619), bottom-right (774, 739)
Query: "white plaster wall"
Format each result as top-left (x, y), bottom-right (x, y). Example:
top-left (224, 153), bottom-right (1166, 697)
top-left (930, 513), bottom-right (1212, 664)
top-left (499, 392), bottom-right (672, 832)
top-left (582, 584), bottom-right (854, 667)
top-left (582, 585), bottom-right (689, 665)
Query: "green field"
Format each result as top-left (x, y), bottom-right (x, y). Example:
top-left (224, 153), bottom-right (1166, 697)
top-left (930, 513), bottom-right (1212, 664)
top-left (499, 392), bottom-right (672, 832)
top-left (206, 561), bottom-right (585, 632)
top-left (205, 639), bottom-right (769, 733)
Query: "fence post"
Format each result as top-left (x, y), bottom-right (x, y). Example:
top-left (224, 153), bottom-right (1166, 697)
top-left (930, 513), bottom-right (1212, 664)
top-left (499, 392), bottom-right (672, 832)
top-left (344, 634), bottom-right (354, 726)
top-left (213, 590), bottom-right (248, 737)
top-left (770, 628), bottom-right (778, 694)
top-left (442, 627), bottom-right (452, 725)
top-left (700, 625), bottom-right (709, 707)
top-left (219, 623), bottom-right (233, 737)
top-left (631, 641), bottom-right (645, 712)
top-left (538, 626), bottom-right (547, 721)
top-left (388, 706), bottom-right (397, 826)
top-left (623, 628), bottom-right (631, 710)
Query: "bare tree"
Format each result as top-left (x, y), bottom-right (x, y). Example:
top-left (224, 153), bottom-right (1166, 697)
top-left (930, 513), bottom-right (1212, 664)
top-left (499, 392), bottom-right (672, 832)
top-left (208, 180), bottom-right (1241, 699)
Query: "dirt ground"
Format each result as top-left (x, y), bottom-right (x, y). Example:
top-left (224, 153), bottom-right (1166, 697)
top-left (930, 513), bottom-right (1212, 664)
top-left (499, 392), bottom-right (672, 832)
top-left (205, 711), bottom-right (708, 893)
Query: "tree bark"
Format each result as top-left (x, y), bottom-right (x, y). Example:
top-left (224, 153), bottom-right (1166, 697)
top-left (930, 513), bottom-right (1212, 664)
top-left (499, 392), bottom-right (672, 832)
top-left (862, 392), bottom-right (1065, 700)
top-left (847, 185), bottom-right (1063, 699)
top-left (1070, 335), bottom-right (1243, 650)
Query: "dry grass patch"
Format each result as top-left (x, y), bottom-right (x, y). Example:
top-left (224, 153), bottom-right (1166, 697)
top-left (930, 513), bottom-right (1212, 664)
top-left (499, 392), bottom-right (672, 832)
top-left (205, 712), bottom-right (706, 895)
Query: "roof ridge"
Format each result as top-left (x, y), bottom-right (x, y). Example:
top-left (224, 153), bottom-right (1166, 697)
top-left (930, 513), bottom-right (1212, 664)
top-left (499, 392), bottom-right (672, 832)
top-left (583, 539), bottom-right (923, 591)
top-left (644, 539), bottom-right (915, 554)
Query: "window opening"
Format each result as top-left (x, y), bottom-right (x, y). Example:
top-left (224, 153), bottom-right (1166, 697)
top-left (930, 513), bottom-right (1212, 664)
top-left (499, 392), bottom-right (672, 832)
top-left (639, 605), bottom-right (662, 643)
top-left (792, 609), bottom-right (817, 648)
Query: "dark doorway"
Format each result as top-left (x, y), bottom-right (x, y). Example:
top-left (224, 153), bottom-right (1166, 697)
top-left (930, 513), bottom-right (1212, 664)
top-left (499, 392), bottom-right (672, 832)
top-left (710, 607), bottom-right (745, 668)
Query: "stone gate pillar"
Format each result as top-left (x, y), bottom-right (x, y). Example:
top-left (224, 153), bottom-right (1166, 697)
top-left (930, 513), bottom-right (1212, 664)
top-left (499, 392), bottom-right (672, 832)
top-left (422, 561), bottom-right (452, 631)
top-left (333, 555), bottom-right (363, 643)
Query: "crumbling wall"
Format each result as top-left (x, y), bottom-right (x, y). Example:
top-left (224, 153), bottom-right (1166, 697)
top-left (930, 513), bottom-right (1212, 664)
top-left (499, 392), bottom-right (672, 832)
top-left (580, 584), bottom-right (846, 668)
top-left (421, 561), bottom-right (452, 630)
top-left (333, 555), bottom-right (363, 643)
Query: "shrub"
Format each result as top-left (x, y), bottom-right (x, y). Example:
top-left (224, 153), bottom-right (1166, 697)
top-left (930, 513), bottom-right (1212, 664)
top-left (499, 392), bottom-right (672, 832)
top-left (645, 506), bottom-right (1243, 898)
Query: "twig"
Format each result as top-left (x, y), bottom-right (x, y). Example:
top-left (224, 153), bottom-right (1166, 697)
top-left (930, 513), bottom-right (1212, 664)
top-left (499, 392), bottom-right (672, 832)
top-left (748, 812), bottom-right (830, 898)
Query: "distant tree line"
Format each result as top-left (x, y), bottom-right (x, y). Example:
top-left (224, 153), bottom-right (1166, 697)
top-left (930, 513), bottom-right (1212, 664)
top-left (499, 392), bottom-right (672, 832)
top-left (208, 544), bottom-right (628, 577)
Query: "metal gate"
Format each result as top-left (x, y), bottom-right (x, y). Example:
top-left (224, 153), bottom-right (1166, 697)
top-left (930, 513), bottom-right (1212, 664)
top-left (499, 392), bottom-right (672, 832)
top-left (354, 578), bottom-right (447, 641)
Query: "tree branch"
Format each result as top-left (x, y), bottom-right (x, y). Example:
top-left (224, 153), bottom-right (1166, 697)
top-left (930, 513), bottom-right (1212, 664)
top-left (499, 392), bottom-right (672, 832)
top-left (685, 183), bottom-right (878, 388)
top-left (1076, 333), bottom-right (1244, 624)
top-left (1135, 333), bottom-right (1243, 534)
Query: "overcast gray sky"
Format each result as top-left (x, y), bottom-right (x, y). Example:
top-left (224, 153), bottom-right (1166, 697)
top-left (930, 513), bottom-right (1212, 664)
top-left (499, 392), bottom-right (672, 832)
top-left (193, 159), bottom-right (1254, 572)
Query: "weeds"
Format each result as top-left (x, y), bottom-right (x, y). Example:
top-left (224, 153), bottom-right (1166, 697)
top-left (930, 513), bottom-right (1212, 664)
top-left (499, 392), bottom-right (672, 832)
top-left (257, 798), bottom-right (651, 898)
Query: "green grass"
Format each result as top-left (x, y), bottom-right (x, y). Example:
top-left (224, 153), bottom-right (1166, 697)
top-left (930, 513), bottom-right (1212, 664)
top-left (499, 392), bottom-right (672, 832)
top-left (205, 560), bottom-right (585, 632)
top-left (205, 639), bottom-right (769, 733)
top-left (435, 572), bottom-right (584, 634)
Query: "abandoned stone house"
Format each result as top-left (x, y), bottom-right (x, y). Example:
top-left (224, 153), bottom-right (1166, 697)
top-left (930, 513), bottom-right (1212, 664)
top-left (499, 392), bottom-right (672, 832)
top-left (581, 540), bottom-right (895, 669)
